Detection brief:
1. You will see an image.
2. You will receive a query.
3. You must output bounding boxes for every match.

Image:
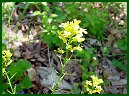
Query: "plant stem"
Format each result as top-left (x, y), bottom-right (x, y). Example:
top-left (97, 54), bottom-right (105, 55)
top-left (51, 50), bottom-right (69, 93)
top-left (7, 7), bottom-right (15, 27)
top-left (5, 71), bottom-right (15, 94)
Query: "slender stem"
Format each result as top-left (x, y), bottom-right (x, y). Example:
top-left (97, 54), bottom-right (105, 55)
top-left (66, 49), bottom-right (69, 61)
top-left (5, 71), bottom-right (15, 94)
top-left (52, 72), bottom-right (66, 93)
top-left (51, 49), bottom-right (69, 93)
top-left (7, 7), bottom-right (15, 27)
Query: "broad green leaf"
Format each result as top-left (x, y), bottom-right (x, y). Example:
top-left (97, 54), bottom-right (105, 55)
top-left (20, 75), bottom-right (32, 89)
top-left (16, 59), bottom-right (31, 72)
top-left (9, 59), bottom-right (31, 77)
top-left (42, 11), bottom-right (47, 16)
top-left (16, 84), bottom-right (23, 92)
top-left (52, 35), bottom-right (62, 47)
top-left (2, 83), bottom-right (9, 91)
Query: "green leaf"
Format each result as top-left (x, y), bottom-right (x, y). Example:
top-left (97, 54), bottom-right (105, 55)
top-left (84, 51), bottom-right (91, 64)
top-left (9, 59), bottom-right (31, 77)
top-left (92, 60), bottom-right (98, 67)
top-left (2, 31), bottom-right (7, 40)
top-left (82, 73), bottom-right (88, 81)
top-left (112, 60), bottom-right (127, 71)
top-left (42, 11), bottom-right (47, 16)
top-left (16, 59), bottom-right (31, 72)
top-left (47, 18), bottom-right (53, 24)
top-left (42, 15), bottom-right (48, 23)
top-left (50, 14), bottom-right (58, 18)
top-left (73, 83), bottom-right (81, 94)
top-left (44, 6), bottom-right (50, 12)
top-left (75, 49), bottom-right (85, 58)
top-left (16, 84), bottom-right (23, 92)
top-left (117, 38), bottom-right (127, 51)
top-left (2, 43), bottom-right (6, 50)
top-left (103, 47), bottom-right (109, 54)
top-left (42, 34), bottom-right (52, 45)
top-left (20, 75), bottom-right (32, 89)
top-left (52, 35), bottom-right (62, 47)
top-left (2, 83), bottom-right (9, 91)
top-left (104, 80), bottom-right (110, 85)
top-left (52, 25), bottom-right (58, 30)
top-left (33, 11), bottom-right (41, 16)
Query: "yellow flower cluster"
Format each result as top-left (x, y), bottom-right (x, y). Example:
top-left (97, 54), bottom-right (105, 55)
top-left (84, 75), bottom-right (103, 94)
top-left (2, 50), bottom-right (12, 74)
top-left (57, 19), bottom-right (87, 53)
top-left (57, 48), bottom-right (64, 54)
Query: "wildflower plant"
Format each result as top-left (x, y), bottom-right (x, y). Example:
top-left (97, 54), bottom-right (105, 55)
top-left (57, 19), bottom-right (87, 53)
top-left (2, 50), bottom-right (13, 74)
top-left (84, 75), bottom-right (104, 94)
top-left (52, 19), bottom-right (87, 93)
top-left (2, 49), bottom-right (32, 94)
top-left (2, 50), bottom-right (17, 94)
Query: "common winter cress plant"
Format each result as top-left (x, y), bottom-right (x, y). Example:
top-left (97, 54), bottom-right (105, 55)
top-left (52, 19), bottom-right (104, 94)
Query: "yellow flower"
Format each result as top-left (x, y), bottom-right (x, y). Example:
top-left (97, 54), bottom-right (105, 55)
top-left (72, 33), bottom-right (85, 42)
top-left (5, 59), bottom-right (12, 67)
top-left (2, 50), bottom-right (12, 64)
top-left (73, 25), bottom-right (80, 31)
top-left (86, 80), bottom-right (92, 86)
top-left (84, 75), bottom-right (103, 94)
top-left (79, 28), bottom-right (88, 34)
top-left (73, 46), bottom-right (82, 51)
top-left (57, 19), bottom-right (88, 53)
top-left (59, 19), bottom-right (82, 35)
top-left (2, 68), bottom-right (6, 74)
top-left (66, 44), bottom-right (72, 49)
top-left (2, 50), bottom-right (12, 59)
top-left (63, 31), bottom-right (71, 37)
top-left (57, 48), bottom-right (64, 54)
top-left (91, 75), bottom-right (103, 87)
top-left (88, 89), bottom-right (94, 94)
top-left (94, 86), bottom-right (103, 94)
top-left (2, 50), bottom-right (13, 75)
top-left (57, 31), bottom-right (67, 43)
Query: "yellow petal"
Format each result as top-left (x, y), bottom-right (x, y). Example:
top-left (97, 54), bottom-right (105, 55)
top-left (57, 48), bottom-right (64, 54)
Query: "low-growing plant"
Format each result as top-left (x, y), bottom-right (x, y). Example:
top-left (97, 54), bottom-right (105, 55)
top-left (2, 50), bottom-right (16, 94)
top-left (112, 60), bottom-right (127, 72)
top-left (38, 2), bottom-right (109, 49)
top-left (33, 3), bottom-right (63, 48)
top-left (112, 34), bottom-right (127, 71)
top-left (46, 19), bottom-right (104, 94)
top-left (50, 19), bottom-right (88, 93)
top-left (70, 83), bottom-right (81, 94)
top-left (83, 75), bottom-right (103, 94)
top-left (2, 46), bottom-right (32, 94)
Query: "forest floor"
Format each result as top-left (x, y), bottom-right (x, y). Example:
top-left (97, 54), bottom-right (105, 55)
top-left (2, 2), bottom-right (127, 94)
